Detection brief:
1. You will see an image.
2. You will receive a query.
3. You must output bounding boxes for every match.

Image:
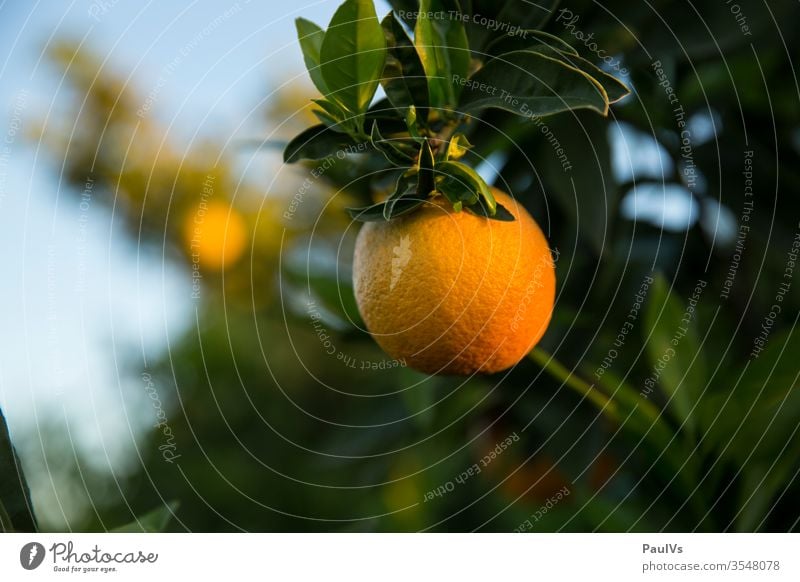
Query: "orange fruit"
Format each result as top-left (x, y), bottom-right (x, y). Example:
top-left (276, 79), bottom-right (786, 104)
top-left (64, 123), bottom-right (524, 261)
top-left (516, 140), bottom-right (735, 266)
top-left (352, 188), bottom-right (555, 375)
top-left (184, 201), bottom-right (247, 270)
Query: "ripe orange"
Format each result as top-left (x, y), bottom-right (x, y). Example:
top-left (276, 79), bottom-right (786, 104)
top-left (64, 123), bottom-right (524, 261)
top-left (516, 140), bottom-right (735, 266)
top-left (183, 201), bottom-right (247, 270)
top-left (352, 188), bottom-right (555, 375)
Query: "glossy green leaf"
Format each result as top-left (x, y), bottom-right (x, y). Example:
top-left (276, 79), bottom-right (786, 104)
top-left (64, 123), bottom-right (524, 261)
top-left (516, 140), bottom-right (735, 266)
top-left (436, 160), bottom-right (496, 214)
top-left (555, 52), bottom-right (630, 104)
top-left (405, 105), bottom-right (422, 140)
top-left (320, 0), bottom-right (387, 115)
top-left (111, 501), bottom-right (180, 532)
top-left (414, 0), bottom-right (470, 108)
top-left (486, 29), bottom-right (579, 58)
top-left (643, 273), bottom-right (706, 433)
top-left (283, 124), bottom-right (359, 163)
top-left (0, 408), bottom-right (37, 532)
top-left (381, 13), bottom-right (429, 110)
top-left (370, 121), bottom-right (416, 166)
top-left (459, 50), bottom-right (609, 117)
top-left (347, 198), bottom-right (426, 222)
top-left (296, 18), bottom-right (329, 95)
top-left (384, 171), bottom-right (422, 219)
top-left (312, 98), bottom-right (353, 133)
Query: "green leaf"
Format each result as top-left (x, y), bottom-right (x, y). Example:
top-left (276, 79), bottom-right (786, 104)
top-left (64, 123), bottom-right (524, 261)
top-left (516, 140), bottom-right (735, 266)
top-left (347, 198), bottom-right (426, 222)
top-left (459, 50), bottom-right (609, 118)
top-left (111, 501), bottom-right (180, 532)
top-left (535, 111), bottom-right (617, 255)
top-left (383, 171), bottom-right (420, 219)
top-left (283, 124), bottom-right (359, 163)
top-left (386, 0), bottom-right (418, 24)
top-left (436, 160), bottom-right (496, 215)
top-left (416, 139), bottom-right (436, 199)
top-left (642, 273), bottom-right (706, 433)
top-left (436, 176), bottom-right (476, 207)
top-left (467, 199), bottom-right (515, 221)
top-left (370, 121), bottom-right (416, 166)
top-left (486, 30), bottom-right (579, 58)
top-left (414, 0), bottom-right (470, 108)
top-left (461, 0), bottom-right (563, 55)
top-left (320, 0), bottom-right (387, 115)
top-left (311, 98), bottom-right (354, 133)
top-left (405, 105), bottom-right (422, 140)
top-left (365, 99), bottom-right (409, 133)
top-left (496, 0), bottom-right (562, 31)
top-left (381, 13), bottom-right (429, 110)
top-left (555, 52), bottom-right (630, 104)
top-left (0, 408), bottom-right (37, 532)
top-left (296, 18), bottom-right (329, 95)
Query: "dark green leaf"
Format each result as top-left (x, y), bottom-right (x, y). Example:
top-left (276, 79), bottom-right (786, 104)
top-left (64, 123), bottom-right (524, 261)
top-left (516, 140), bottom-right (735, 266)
top-left (111, 501), bottom-right (179, 532)
top-left (312, 109), bottom-right (342, 130)
top-left (312, 98), bottom-right (353, 133)
top-left (320, 0), bottom-right (387, 115)
top-left (313, 98), bottom-right (347, 121)
top-left (495, 0), bottom-right (562, 31)
top-left (555, 52), bottom-right (630, 104)
top-left (486, 29), bottom-right (579, 58)
top-left (0, 408), bottom-right (37, 532)
top-left (643, 273), bottom-right (706, 432)
top-left (436, 175), bottom-right (477, 207)
top-left (364, 99), bottom-right (409, 134)
top-left (386, 0), bottom-right (418, 28)
top-left (414, 0), bottom-right (470, 108)
top-left (284, 124), bottom-right (359, 163)
top-left (347, 198), bottom-right (426, 222)
top-left (535, 111), bottom-right (617, 255)
top-left (381, 13), bottom-right (429, 110)
top-left (436, 159), bottom-right (495, 214)
top-left (370, 121), bottom-right (416, 166)
top-left (296, 18), bottom-right (329, 95)
top-left (462, 0), bottom-right (563, 54)
top-left (467, 200), bottom-right (515, 221)
top-left (383, 171), bottom-right (420, 219)
top-left (405, 105), bottom-right (422, 140)
top-left (416, 139), bottom-right (436, 200)
top-left (459, 50), bottom-right (609, 117)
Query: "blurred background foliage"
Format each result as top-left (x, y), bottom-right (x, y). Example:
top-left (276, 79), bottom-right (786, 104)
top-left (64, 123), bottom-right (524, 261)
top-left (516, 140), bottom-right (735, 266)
top-left (3, 0), bottom-right (800, 532)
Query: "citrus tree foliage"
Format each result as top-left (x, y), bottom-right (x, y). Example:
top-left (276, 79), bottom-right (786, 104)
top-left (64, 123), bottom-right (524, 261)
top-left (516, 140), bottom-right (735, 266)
top-left (5, 0), bottom-right (800, 532)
